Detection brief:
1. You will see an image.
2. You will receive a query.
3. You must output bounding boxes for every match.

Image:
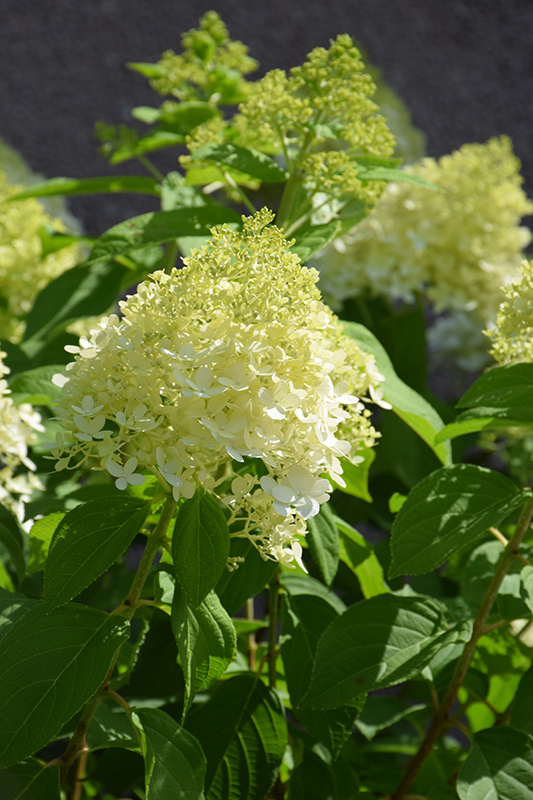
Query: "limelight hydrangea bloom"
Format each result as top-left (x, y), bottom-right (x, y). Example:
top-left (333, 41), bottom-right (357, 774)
top-left (0, 351), bottom-right (43, 519)
top-left (313, 137), bottom-right (532, 321)
top-left (51, 210), bottom-right (383, 568)
top-left (0, 168), bottom-right (81, 342)
top-left (489, 259), bottom-right (533, 364)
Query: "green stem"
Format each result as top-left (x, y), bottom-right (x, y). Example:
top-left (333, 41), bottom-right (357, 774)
top-left (276, 175), bottom-right (303, 231)
top-left (268, 569), bottom-right (280, 689)
top-left (222, 170), bottom-right (257, 214)
top-left (136, 153), bottom-right (165, 182)
top-left (160, 240), bottom-right (179, 274)
top-left (390, 495), bottom-right (533, 800)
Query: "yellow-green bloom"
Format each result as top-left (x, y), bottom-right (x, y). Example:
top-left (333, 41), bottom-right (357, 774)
top-left (490, 258), bottom-right (533, 364)
top-left (52, 210), bottom-right (382, 567)
top-left (313, 137), bottom-right (532, 321)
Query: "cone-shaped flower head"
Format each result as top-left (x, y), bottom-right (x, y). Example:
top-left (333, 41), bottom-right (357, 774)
top-left (490, 259), bottom-right (533, 364)
top-left (51, 209), bottom-right (383, 567)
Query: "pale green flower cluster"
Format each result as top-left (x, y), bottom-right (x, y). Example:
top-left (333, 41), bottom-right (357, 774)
top-left (0, 351), bottom-right (43, 519)
top-left (314, 137), bottom-right (532, 321)
top-left (489, 259), bottom-right (533, 364)
top-left (149, 11), bottom-right (257, 103)
top-left (51, 210), bottom-right (383, 567)
top-left (0, 169), bottom-right (80, 342)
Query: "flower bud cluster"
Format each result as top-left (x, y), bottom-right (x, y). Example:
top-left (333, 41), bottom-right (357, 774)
top-left (0, 351), bottom-right (43, 519)
top-left (490, 259), bottom-right (533, 364)
top-left (51, 210), bottom-right (383, 567)
top-left (313, 137), bottom-right (532, 321)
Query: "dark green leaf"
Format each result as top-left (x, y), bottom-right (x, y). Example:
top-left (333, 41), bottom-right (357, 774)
top-left (85, 206), bottom-right (241, 267)
top-left (192, 143), bottom-right (287, 183)
top-left (521, 565), bottom-right (533, 615)
top-left (133, 707), bottom-right (206, 800)
top-left (39, 226), bottom-right (90, 258)
top-left (0, 506), bottom-right (25, 586)
top-left (306, 504), bottom-right (339, 587)
top-left (389, 464), bottom-right (529, 578)
top-left (86, 703), bottom-right (138, 750)
top-left (0, 603), bottom-right (130, 767)
top-left (457, 727), bottom-right (533, 800)
top-left (186, 673), bottom-right (287, 800)
top-left (172, 584), bottom-right (237, 714)
top-left (0, 588), bottom-right (39, 644)
top-left (0, 759), bottom-right (61, 800)
top-left (335, 516), bottom-right (389, 598)
top-left (8, 365), bottom-right (64, 406)
top-left (45, 496), bottom-right (150, 610)
top-left (343, 321), bottom-right (451, 465)
top-left (290, 221), bottom-right (341, 262)
top-left (10, 176), bottom-right (160, 199)
top-left (436, 412), bottom-right (533, 443)
top-left (300, 594), bottom-right (470, 709)
top-left (172, 490), bottom-right (230, 608)
top-left (511, 662), bottom-right (533, 735)
top-left (23, 260), bottom-right (126, 347)
top-left (216, 537), bottom-right (277, 616)
top-left (27, 513), bottom-right (65, 573)
top-left (334, 450), bottom-right (375, 503)
top-left (356, 696), bottom-right (426, 740)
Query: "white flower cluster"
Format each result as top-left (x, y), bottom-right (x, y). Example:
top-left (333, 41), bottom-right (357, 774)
top-left (0, 351), bottom-right (43, 520)
top-left (51, 210), bottom-right (383, 568)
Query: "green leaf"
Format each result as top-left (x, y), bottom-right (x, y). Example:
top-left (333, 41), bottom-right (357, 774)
top-left (356, 696), bottom-right (426, 741)
top-left (457, 727), bottom-right (533, 800)
top-left (521, 565), bottom-right (533, 614)
top-left (436, 413), bottom-right (533, 443)
top-left (39, 226), bottom-right (91, 258)
top-left (86, 703), bottom-right (138, 750)
top-left (0, 506), bottom-right (25, 586)
top-left (389, 464), bottom-right (529, 578)
top-left (0, 588), bottom-right (39, 644)
top-left (171, 585), bottom-right (237, 715)
top-left (216, 537), bottom-right (277, 616)
top-left (358, 165), bottom-right (439, 190)
top-left (290, 221), bottom-right (341, 262)
top-left (23, 260), bottom-right (127, 347)
top-left (334, 450), bottom-right (375, 503)
top-left (45, 496), bottom-right (150, 610)
top-left (10, 175), bottom-right (160, 199)
top-left (0, 759), bottom-right (61, 800)
top-left (127, 61), bottom-right (164, 79)
top-left (8, 365), bottom-right (64, 406)
top-left (155, 101), bottom-right (218, 135)
top-left (511, 662), bottom-right (533, 736)
top-left (343, 321), bottom-right (451, 465)
top-left (192, 143), bottom-right (287, 183)
top-left (300, 594), bottom-right (470, 710)
top-left (186, 673), bottom-right (287, 800)
top-left (0, 603), bottom-right (130, 767)
top-left (306, 504), bottom-right (339, 587)
top-left (109, 131), bottom-right (185, 164)
top-left (172, 490), bottom-right (230, 608)
top-left (133, 707), bottom-right (206, 800)
top-left (85, 206), bottom-right (241, 267)
top-left (280, 575), bottom-right (360, 756)
top-left (27, 513), bottom-right (65, 573)
top-left (335, 516), bottom-right (389, 598)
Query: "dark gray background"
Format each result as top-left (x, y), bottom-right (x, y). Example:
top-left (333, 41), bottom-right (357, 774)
top-left (2, 0), bottom-right (532, 235)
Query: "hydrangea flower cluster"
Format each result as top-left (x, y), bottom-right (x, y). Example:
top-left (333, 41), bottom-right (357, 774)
top-left (51, 210), bottom-right (383, 567)
top-left (0, 351), bottom-right (43, 520)
top-left (0, 167), bottom-right (80, 342)
top-left (183, 35), bottom-right (395, 209)
top-left (313, 137), bottom-right (532, 321)
top-left (148, 11), bottom-right (257, 104)
top-left (489, 259), bottom-right (533, 364)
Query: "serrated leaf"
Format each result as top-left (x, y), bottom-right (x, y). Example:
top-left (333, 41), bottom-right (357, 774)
top-left (85, 206), bottom-right (241, 267)
top-left (23, 260), bottom-right (126, 347)
top-left (300, 594), bottom-right (471, 710)
top-left (192, 142), bottom-right (287, 183)
top-left (334, 450), bottom-right (375, 503)
top-left (343, 321), bottom-right (451, 465)
top-left (457, 727), bottom-right (533, 800)
top-left (389, 464), bottom-right (529, 578)
top-left (335, 516), bottom-right (389, 597)
top-left (186, 673), bottom-right (287, 800)
top-left (172, 585), bottom-right (237, 715)
top-left (27, 513), bottom-right (65, 573)
top-left (216, 537), bottom-right (278, 616)
top-left (10, 175), bottom-right (160, 199)
top-left (0, 603), bottom-right (130, 768)
top-left (8, 365), bottom-right (64, 406)
top-left (0, 505), bottom-right (25, 586)
top-left (306, 504), bottom-right (339, 587)
top-left (0, 759), bottom-right (61, 800)
top-left (172, 490), bottom-right (230, 608)
top-left (45, 496), bottom-right (150, 609)
top-left (133, 707), bottom-right (206, 800)
top-left (290, 221), bottom-right (341, 261)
